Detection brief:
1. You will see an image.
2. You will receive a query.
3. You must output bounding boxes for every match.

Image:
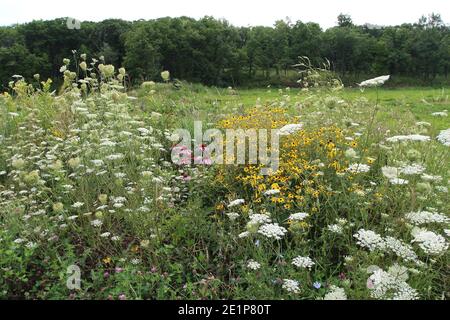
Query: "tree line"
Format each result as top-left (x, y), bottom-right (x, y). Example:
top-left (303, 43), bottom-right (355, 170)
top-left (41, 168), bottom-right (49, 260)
top-left (0, 13), bottom-right (449, 88)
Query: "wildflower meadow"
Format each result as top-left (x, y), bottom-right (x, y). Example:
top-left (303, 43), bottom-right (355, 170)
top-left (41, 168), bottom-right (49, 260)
top-left (0, 53), bottom-right (449, 301)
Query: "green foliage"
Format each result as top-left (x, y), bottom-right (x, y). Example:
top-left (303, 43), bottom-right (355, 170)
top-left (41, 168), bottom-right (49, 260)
top-left (0, 14), bottom-right (450, 88)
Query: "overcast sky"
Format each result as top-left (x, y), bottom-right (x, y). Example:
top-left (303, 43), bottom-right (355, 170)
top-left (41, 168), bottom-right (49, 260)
top-left (0, 0), bottom-right (448, 29)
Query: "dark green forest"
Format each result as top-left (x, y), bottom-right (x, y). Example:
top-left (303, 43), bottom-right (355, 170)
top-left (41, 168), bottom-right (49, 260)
top-left (0, 13), bottom-right (449, 88)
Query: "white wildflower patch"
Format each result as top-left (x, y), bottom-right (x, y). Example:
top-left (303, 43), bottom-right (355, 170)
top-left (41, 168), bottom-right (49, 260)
top-left (288, 212), bottom-right (309, 221)
top-left (431, 111), bottom-right (448, 117)
top-left (367, 268), bottom-right (419, 300)
top-left (405, 211), bottom-right (449, 225)
top-left (386, 135), bottom-right (431, 143)
top-left (399, 164), bottom-right (425, 175)
top-left (384, 236), bottom-right (421, 265)
top-left (354, 229), bottom-right (386, 251)
top-left (90, 219), bottom-right (103, 227)
top-left (228, 199), bottom-right (245, 208)
top-left (258, 223), bottom-right (287, 240)
top-left (263, 189), bottom-right (280, 196)
top-left (278, 123), bottom-right (304, 136)
top-left (358, 75), bottom-right (390, 87)
top-left (389, 178), bottom-right (409, 185)
top-left (327, 224), bottom-right (344, 234)
top-left (347, 163), bottom-right (371, 174)
top-left (226, 212), bottom-right (240, 220)
top-left (382, 166), bottom-right (400, 180)
top-left (247, 214), bottom-right (272, 227)
top-left (436, 128), bottom-right (450, 146)
top-left (292, 256), bottom-right (315, 269)
top-left (323, 285), bottom-right (347, 300)
top-left (411, 229), bottom-right (449, 255)
top-left (238, 231), bottom-right (250, 238)
top-left (247, 259), bottom-right (261, 270)
top-left (282, 279), bottom-right (300, 294)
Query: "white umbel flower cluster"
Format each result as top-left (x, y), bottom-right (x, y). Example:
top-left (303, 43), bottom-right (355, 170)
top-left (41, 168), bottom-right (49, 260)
top-left (355, 230), bottom-right (422, 265)
top-left (405, 211), bottom-right (449, 225)
top-left (386, 134), bottom-right (431, 143)
top-left (399, 164), bottom-right (425, 175)
top-left (327, 224), bottom-right (344, 234)
top-left (282, 279), bottom-right (300, 294)
top-left (358, 75), bottom-right (390, 87)
top-left (247, 214), bottom-right (272, 227)
top-left (367, 269), bottom-right (419, 300)
top-left (258, 223), bottom-right (287, 240)
top-left (247, 259), bottom-right (261, 270)
top-left (347, 163), bottom-right (371, 174)
top-left (411, 229), bottom-right (449, 255)
top-left (389, 178), bottom-right (409, 185)
top-left (228, 199), bottom-right (245, 208)
top-left (292, 256), bottom-right (315, 269)
top-left (384, 236), bottom-right (421, 265)
top-left (263, 189), bottom-right (280, 196)
top-left (278, 123), bottom-right (304, 136)
top-left (383, 163), bottom-right (425, 178)
top-left (288, 212), bottom-right (309, 221)
top-left (354, 229), bottom-right (386, 251)
top-left (323, 285), bottom-right (347, 300)
top-left (226, 212), bottom-right (240, 220)
top-left (431, 111), bottom-right (448, 117)
top-left (436, 128), bottom-right (450, 146)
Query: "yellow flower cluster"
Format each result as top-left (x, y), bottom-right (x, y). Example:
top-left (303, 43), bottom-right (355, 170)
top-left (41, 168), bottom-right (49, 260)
top-left (218, 107), bottom-right (289, 130)
top-left (217, 107), bottom-right (358, 212)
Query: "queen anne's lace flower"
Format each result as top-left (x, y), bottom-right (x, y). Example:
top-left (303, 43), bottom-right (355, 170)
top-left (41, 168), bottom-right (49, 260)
top-left (411, 229), bottom-right (448, 255)
top-left (358, 75), bottom-right (390, 87)
top-left (355, 231), bottom-right (422, 264)
top-left (431, 111), bottom-right (448, 117)
top-left (389, 178), bottom-right (409, 185)
top-left (226, 212), bottom-right (239, 220)
top-left (282, 279), bottom-right (300, 293)
top-left (90, 219), bottom-right (103, 227)
top-left (367, 269), bottom-right (419, 300)
top-left (400, 164), bottom-right (425, 175)
top-left (258, 223), bottom-right (287, 240)
top-left (323, 285), bottom-right (347, 300)
top-left (247, 260), bottom-right (261, 270)
top-left (327, 224), bottom-right (344, 234)
top-left (238, 231), bottom-right (250, 238)
top-left (292, 256), bottom-right (315, 269)
top-left (248, 214), bottom-right (272, 226)
top-left (384, 236), bottom-right (421, 265)
top-left (347, 163), bottom-right (371, 173)
top-left (436, 128), bottom-right (450, 146)
top-left (228, 199), bottom-right (245, 208)
top-left (382, 166), bottom-right (400, 179)
top-left (278, 123), bottom-right (304, 136)
top-left (354, 229), bottom-right (386, 251)
top-left (386, 135), bottom-right (431, 143)
top-left (263, 189), bottom-right (280, 196)
top-left (388, 264), bottom-right (409, 282)
top-left (288, 212), bottom-right (309, 221)
top-left (405, 211), bottom-right (449, 225)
